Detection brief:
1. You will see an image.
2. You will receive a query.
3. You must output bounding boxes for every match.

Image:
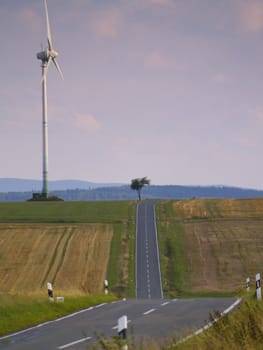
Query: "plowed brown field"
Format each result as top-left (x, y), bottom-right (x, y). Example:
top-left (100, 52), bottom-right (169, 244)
top-left (0, 224), bottom-right (112, 295)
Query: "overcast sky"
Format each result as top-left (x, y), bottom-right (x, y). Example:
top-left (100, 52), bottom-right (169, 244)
top-left (1, 0), bottom-right (263, 188)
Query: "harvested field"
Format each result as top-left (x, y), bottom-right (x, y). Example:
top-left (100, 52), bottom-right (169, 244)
top-left (172, 198), bottom-right (263, 220)
top-left (0, 223), bottom-right (113, 295)
top-left (158, 198), bottom-right (263, 295)
top-left (185, 220), bottom-right (263, 291)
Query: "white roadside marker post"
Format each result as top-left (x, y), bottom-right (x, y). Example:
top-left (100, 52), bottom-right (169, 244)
top-left (104, 279), bottom-right (109, 295)
top-left (255, 273), bottom-right (262, 301)
top-left (246, 277), bottom-right (250, 292)
top-left (118, 315), bottom-right (128, 350)
top-left (47, 282), bottom-right (54, 301)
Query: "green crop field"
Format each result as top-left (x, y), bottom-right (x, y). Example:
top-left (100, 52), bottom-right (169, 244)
top-left (0, 201), bottom-right (133, 223)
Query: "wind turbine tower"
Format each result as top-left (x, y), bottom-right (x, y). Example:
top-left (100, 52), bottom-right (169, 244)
top-left (36, 0), bottom-right (63, 199)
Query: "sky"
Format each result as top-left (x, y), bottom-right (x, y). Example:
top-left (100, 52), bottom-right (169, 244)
top-left (1, 0), bottom-right (263, 188)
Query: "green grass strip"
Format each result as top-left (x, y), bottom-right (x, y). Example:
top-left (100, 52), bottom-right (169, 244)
top-left (174, 294), bottom-right (263, 349)
top-left (0, 201), bottom-right (133, 223)
top-left (0, 294), bottom-right (117, 338)
top-left (107, 224), bottom-right (122, 295)
top-left (157, 201), bottom-right (190, 297)
top-left (106, 202), bottom-right (136, 298)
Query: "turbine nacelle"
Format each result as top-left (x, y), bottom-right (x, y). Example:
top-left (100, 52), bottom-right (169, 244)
top-left (36, 48), bottom-right (58, 63)
top-left (36, 0), bottom-right (63, 80)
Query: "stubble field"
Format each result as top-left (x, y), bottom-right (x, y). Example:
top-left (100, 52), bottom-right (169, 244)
top-left (0, 201), bottom-right (135, 336)
top-left (158, 198), bottom-right (263, 296)
top-left (0, 201), bottom-right (135, 297)
top-left (0, 223), bottom-right (112, 295)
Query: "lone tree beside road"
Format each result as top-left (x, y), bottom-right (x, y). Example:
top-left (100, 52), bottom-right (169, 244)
top-left (130, 177), bottom-right (150, 200)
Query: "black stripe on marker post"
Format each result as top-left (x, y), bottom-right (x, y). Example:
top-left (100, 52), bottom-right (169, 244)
top-left (246, 277), bottom-right (250, 291)
top-left (118, 315), bottom-right (127, 339)
top-left (256, 273), bottom-right (262, 301)
top-left (47, 282), bottom-right (53, 300)
top-left (104, 279), bottom-right (109, 295)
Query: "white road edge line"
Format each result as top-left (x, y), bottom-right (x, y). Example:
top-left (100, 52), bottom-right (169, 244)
top-left (175, 298), bottom-right (242, 346)
top-left (55, 307), bottom-right (94, 322)
top-left (161, 301), bottom-right (170, 306)
top-left (143, 308), bottom-right (156, 315)
top-left (0, 303), bottom-right (108, 341)
top-left (57, 336), bottom-right (92, 349)
top-left (94, 303), bottom-right (106, 308)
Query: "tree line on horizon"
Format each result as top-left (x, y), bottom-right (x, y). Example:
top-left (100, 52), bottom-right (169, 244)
top-left (0, 184), bottom-right (263, 202)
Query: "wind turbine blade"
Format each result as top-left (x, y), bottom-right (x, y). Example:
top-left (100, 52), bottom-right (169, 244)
top-left (52, 58), bottom-right (64, 80)
top-left (44, 0), bottom-right (53, 50)
top-left (46, 55), bottom-right (52, 71)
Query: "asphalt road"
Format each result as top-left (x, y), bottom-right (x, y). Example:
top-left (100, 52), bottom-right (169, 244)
top-left (0, 199), bottom-right (242, 349)
top-left (136, 200), bottom-right (163, 299)
top-left (0, 297), bottom-right (240, 349)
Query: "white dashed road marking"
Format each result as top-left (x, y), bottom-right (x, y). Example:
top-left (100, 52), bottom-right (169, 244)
top-left (161, 302), bottom-right (170, 306)
top-left (57, 336), bottom-right (92, 349)
top-left (143, 308), bottom-right (156, 315)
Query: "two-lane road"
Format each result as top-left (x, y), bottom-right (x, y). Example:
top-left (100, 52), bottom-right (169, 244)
top-left (136, 200), bottom-right (163, 299)
top-left (0, 297), bottom-right (240, 349)
top-left (0, 199), bottom-right (242, 349)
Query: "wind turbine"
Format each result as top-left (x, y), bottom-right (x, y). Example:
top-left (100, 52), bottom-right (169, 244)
top-left (36, 0), bottom-right (63, 199)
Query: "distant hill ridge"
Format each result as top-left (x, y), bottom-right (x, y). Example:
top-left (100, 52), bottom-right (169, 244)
top-left (0, 178), bottom-right (263, 202)
top-left (0, 178), bottom-right (123, 192)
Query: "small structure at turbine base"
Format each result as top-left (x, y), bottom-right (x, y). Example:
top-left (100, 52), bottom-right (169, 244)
top-left (28, 192), bottom-right (64, 201)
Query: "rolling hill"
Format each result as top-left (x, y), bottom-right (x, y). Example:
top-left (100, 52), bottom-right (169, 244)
top-left (1, 182), bottom-right (263, 201)
top-left (0, 178), bottom-right (123, 192)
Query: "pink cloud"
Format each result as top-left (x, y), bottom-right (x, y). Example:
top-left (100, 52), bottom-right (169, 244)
top-left (239, 135), bottom-right (258, 147)
top-left (144, 50), bottom-right (179, 69)
top-left (91, 9), bottom-right (123, 39)
top-left (212, 72), bottom-right (231, 83)
top-left (247, 106), bottom-right (263, 123)
top-left (238, 0), bottom-right (263, 32)
top-left (17, 7), bottom-right (41, 31)
top-left (74, 113), bottom-right (101, 131)
top-left (255, 110), bottom-right (263, 122)
top-left (146, 0), bottom-right (176, 8)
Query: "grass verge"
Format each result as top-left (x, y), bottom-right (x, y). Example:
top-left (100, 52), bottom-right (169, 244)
top-left (0, 294), bottom-right (117, 338)
top-left (156, 201), bottom-right (190, 297)
top-left (173, 293), bottom-right (263, 349)
top-left (107, 224), bottom-right (123, 295)
top-left (106, 202), bottom-right (136, 298)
